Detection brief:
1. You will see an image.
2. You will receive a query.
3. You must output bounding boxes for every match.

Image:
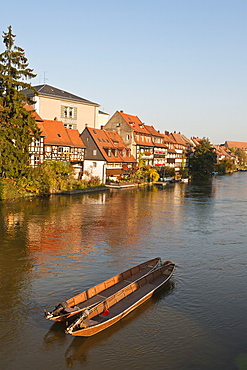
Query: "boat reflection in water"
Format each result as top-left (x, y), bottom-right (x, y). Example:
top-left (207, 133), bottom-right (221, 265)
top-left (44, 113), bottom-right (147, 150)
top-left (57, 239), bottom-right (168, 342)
top-left (64, 280), bottom-right (175, 367)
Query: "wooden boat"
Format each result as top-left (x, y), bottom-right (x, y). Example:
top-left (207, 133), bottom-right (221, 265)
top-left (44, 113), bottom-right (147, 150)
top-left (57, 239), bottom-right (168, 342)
top-left (45, 257), bottom-right (161, 322)
top-left (65, 260), bottom-right (175, 337)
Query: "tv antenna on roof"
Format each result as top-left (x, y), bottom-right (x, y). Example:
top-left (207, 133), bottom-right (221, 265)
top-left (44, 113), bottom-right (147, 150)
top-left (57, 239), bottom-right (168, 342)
top-left (44, 71), bottom-right (48, 84)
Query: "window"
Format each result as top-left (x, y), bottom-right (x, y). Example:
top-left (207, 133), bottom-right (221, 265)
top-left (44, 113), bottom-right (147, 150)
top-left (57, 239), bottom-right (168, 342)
top-left (62, 105), bottom-right (76, 119)
top-left (58, 146), bottom-right (69, 153)
top-left (93, 162), bottom-right (97, 167)
top-left (34, 156), bottom-right (40, 165)
top-left (93, 149), bottom-right (97, 156)
top-left (63, 106), bottom-right (74, 118)
top-left (126, 134), bottom-right (130, 140)
top-left (69, 107), bottom-right (73, 118)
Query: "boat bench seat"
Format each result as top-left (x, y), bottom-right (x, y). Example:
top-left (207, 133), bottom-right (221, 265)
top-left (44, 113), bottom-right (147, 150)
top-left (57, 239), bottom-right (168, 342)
top-left (84, 318), bottom-right (99, 327)
top-left (64, 306), bottom-right (80, 313)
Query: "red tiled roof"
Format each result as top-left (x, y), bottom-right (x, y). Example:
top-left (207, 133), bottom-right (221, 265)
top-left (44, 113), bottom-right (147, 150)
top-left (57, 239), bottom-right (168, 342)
top-left (225, 141), bottom-right (247, 150)
top-left (162, 134), bottom-right (177, 144)
top-left (39, 120), bottom-right (84, 148)
top-left (66, 129), bottom-right (86, 148)
top-left (170, 132), bottom-right (189, 147)
top-left (144, 125), bottom-right (163, 137)
top-left (118, 111), bottom-right (151, 135)
top-left (86, 127), bottom-right (136, 163)
top-left (23, 104), bottom-right (43, 122)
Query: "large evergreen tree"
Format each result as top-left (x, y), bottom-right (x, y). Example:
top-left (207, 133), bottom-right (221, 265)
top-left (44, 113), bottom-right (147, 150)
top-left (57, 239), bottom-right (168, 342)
top-left (0, 26), bottom-right (40, 178)
top-left (190, 138), bottom-right (217, 179)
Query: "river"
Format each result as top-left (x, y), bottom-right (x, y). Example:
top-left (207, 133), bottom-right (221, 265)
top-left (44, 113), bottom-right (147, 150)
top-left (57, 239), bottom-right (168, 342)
top-left (0, 172), bottom-right (247, 370)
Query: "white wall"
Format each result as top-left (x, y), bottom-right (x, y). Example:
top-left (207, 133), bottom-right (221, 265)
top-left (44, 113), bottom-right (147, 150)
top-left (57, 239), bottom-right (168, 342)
top-left (83, 160), bottom-right (106, 183)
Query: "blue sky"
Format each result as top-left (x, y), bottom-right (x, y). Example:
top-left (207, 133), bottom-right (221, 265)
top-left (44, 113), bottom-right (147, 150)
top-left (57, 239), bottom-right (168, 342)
top-left (2, 0), bottom-right (247, 143)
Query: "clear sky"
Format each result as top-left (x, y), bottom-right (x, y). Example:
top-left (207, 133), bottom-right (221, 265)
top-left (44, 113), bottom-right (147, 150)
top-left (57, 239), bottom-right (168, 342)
top-left (1, 0), bottom-right (247, 144)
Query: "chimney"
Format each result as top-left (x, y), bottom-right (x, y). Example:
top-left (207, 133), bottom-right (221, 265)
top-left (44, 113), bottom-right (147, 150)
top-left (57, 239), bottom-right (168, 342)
top-left (101, 125), bottom-right (104, 130)
top-left (120, 110), bottom-right (123, 112)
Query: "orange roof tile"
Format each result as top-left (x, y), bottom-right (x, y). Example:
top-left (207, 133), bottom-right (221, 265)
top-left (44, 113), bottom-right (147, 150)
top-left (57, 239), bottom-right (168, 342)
top-left (66, 129), bottom-right (86, 148)
top-left (225, 141), bottom-right (247, 150)
top-left (162, 134), bottom-right (177, 144)
top-left (144, 125), bottom-right (163, 137)
top-left (23, 104), bottom-right (43, 121)
top-left (86, 127), bottom-right (136, 163)
top-left (38, 120), bottom-right (84, 148)
top-left (118, 111), bottom-right (151, 135)
top-left (170, 132), bottom-right (189, 147)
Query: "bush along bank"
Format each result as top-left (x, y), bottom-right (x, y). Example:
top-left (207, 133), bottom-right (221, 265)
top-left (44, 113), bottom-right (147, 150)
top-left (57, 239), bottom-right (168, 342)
top-left (0, 161), bottom-right (104, 200)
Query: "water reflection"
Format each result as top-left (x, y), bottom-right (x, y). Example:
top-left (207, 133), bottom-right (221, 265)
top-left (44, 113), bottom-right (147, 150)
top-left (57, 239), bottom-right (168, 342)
top-left (1, 174), bottom-right (247, 369)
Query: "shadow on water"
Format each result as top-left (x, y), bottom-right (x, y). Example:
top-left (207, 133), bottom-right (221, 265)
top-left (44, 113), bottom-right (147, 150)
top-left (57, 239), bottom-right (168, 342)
top-left (184, 179), bottom-right (215, 200)
top-left (63, 280), bottom-right (175, 368)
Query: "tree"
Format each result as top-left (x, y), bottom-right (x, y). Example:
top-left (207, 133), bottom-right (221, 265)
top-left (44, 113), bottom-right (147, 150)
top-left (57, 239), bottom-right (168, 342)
top-left (215, 159), bottom-right (236, 174)
top-left (0, 26), bottom-right (40, 178)
top-left (190, 138), bottom-right (217, 179)
top-left (133, 153), bottom-right (159, 183)
top-left (235, 148), bottom-right (247, 167)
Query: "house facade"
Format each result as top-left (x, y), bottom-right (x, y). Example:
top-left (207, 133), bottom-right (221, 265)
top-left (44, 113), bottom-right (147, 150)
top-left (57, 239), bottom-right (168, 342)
top-left (23, 84), bottom-right (101, 133)
top-left (81, 126), bottom-right (137, 183)
top-left (104, 111), bottom-right (155, 165)
top-left (144, 125), bottom-right (168, 167)
top-left (28, 104), bottom-right (86, 178)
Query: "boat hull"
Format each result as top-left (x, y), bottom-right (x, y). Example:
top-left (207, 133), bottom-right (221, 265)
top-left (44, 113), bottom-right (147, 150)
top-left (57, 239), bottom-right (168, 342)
top-left (68, 262), bottom-right (175, 337)
top-left (45, 257), bottom-right (161, 322)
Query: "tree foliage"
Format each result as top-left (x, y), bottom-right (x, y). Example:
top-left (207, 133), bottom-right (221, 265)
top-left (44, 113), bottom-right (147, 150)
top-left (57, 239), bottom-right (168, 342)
top-left (0, 26), bottom-right (40, 178)
top-left (190, 138), bottom-right (217, 179)
top-left (215, 159), bottom-right (236, 174)
top-left (133, 153), bottom-right (159, 183)
top-left (235, 148), bottom-right (247, 167)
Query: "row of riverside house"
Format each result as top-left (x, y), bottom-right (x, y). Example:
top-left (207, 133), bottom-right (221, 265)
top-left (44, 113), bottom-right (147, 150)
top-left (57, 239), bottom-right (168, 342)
top-left (24, 84), bottom-right (243, 183)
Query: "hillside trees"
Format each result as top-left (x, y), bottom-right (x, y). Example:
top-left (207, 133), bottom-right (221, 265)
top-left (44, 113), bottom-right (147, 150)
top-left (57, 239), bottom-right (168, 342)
top-left (0, 26), bottom-right (40, 178)
top-left (190, 138), bottom-right (217, 179)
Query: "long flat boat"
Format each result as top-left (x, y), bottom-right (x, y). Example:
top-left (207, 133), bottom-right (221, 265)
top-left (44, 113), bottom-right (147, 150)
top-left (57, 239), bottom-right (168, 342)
top-left (65, 260), bottom-right (175, 337)
top-left (45, 257), bottom-right (161, 322)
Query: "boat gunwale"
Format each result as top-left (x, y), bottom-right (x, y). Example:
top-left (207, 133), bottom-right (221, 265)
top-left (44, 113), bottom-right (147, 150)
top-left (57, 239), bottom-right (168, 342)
top-left (67, 261), bottom-right (175, 337)
top-left (45, 257), bottom-right (161, 321)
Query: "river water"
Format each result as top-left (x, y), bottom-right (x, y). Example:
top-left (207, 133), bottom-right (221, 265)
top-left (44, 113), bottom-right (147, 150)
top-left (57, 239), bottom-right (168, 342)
top-left (0, 173), bottom-right (247, 370)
